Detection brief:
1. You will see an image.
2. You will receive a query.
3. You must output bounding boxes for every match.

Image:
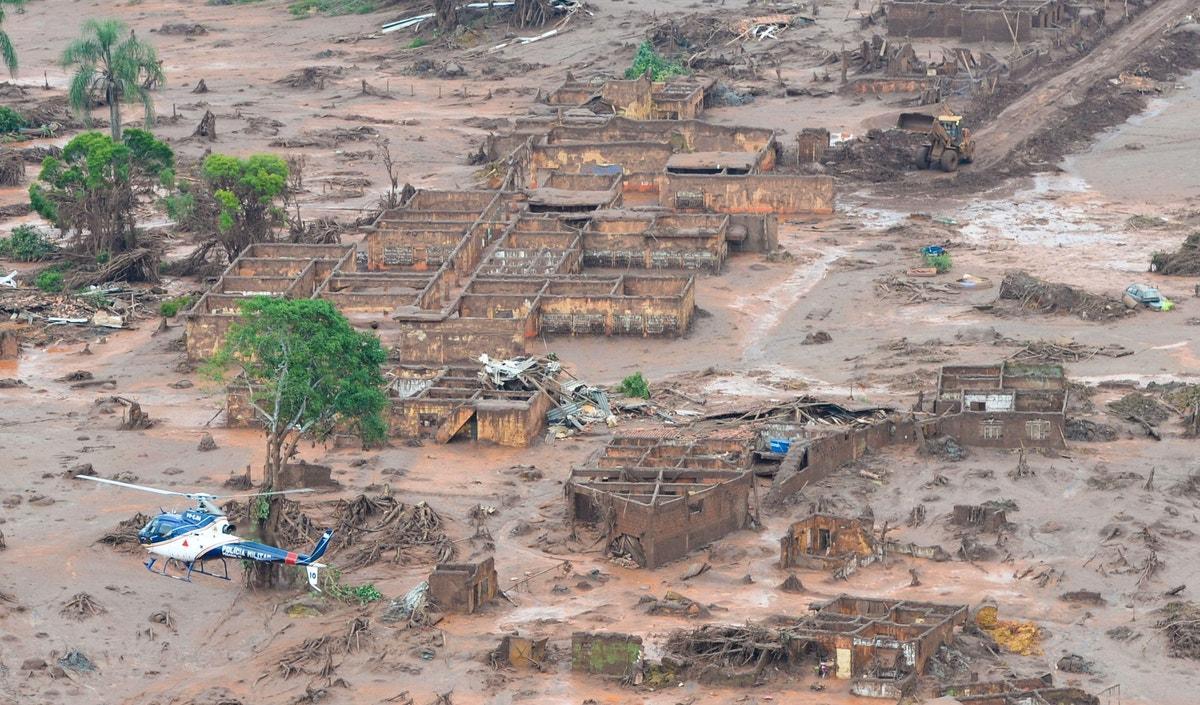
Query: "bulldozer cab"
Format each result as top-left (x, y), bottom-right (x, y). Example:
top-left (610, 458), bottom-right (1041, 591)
top-left (937, 116), bottom-right (964, 145)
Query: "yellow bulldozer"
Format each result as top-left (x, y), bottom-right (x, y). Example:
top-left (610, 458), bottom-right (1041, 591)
top-left (897, 112), bottom-right (975, 172)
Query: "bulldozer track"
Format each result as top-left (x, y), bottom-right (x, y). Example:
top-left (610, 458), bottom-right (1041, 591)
top-left (972, 0), bottom-right (1194, 168)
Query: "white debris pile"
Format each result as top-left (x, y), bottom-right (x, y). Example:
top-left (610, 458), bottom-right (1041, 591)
top-left (478, 354), bottom-right (615, 432)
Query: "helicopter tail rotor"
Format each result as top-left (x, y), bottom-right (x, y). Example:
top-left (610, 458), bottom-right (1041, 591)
top-left (299, 528), bottom-right (334, 564)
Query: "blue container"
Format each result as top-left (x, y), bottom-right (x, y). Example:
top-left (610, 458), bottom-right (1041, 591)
top-left (769, 439), bottom-right (791, 454)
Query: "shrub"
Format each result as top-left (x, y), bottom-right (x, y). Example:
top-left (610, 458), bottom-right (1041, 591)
top-left (0, 106), bottom-right (25, 134)
top-left (619, 372), bottom-right (651, 399)
top-left (0, 225), bottom-right (56, 261)
top-left (159, 294), bottom-right (196, 318)
top-left (407, 37), bottom-right (427, 49)
top-left (320, 567), bottom-right (383, 605)
top-left (925, 252), bottom-right (952, 273)
top-left (36, 270), bottom-right (64, 293)
top-left (624, 42), bottom-right (687, 81)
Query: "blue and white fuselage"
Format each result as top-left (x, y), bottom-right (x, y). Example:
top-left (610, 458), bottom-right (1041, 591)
top-left (137, 510), bottom-right (331, 590)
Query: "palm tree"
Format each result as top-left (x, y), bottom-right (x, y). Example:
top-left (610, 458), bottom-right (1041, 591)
top-left (62, 19), bottom-right (164, 141)
top-left (0, 0), bottom-right (24, 76)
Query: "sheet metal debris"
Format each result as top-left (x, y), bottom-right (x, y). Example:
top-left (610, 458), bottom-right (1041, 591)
top-left (478, 354), bottom-right (614, 432)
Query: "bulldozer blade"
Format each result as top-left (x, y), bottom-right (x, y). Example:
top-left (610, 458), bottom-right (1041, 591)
top-left (897, 112), bottom-right (936, 132)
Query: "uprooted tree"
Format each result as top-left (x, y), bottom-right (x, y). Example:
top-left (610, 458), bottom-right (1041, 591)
top-left (29, 129), bottom-right (174, 278)
top-left (207, 297), bottom-right (388, 588)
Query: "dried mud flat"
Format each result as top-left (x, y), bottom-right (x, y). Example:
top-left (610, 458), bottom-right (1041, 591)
top-left (4, 1), bottom-right (1200, 705)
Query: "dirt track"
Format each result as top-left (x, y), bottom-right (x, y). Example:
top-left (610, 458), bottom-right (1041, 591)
top-left (972, 0), bottom-right (1194, 167)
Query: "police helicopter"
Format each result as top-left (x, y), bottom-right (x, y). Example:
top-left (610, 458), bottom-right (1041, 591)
top-left (76, 475), bottom-right (333, 591)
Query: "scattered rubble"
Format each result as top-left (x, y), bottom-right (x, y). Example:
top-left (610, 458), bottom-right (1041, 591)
top-left (60, 592), bottom-right (106, 621)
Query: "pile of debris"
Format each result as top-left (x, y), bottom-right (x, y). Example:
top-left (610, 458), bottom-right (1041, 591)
top-left (1156, 601), bottom-right (1200, 659)
top-left (1004, 338), bottom-right (1132, 363)
top-left (648, 12), bottom-right (736, 54)
top-left (640, 591), bottom-right (709, 619)
top-left (998, 271), bottom-right (1130, 321)
top-left (731, 13), bottom-right (809, 42)
top-left (875, 274), bottom-right (959, 304)
top-left (479, 354), bottom-right (613, 432)
top-left (276, 66), bottom-right (343, 90)
top-left (0, 285), bottom-right (149, 336)
top-left (706, 395), bottom-right (892, 427)
top-left (1064, 418), bottom-right (1119, 442)
top-left (1107, 392), bottom-right (1173, 425)
top-left (97, 512), bottom-right (151, 552)
top-left (663, 624), bottom-right (787, 683)
top-left (1151, 232), bottom-right (1200, 275)
top-left (0, 150), bottom-right (23, 186)
top-left (333, 493), bottom-right (451, 571)
top-left (821, 129), bottom-right (928, 183)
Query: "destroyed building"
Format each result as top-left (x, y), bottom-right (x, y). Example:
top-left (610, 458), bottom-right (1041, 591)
top-left (565, 434), bottom-right (754, 568)
top-left (386, 364), bottom-right (554, 447)
top-left (185, 79), bottom-right (835, 369)
top-left (780, 512), bottom-right (951, 574)
top-left (885, 0), bottom-right (1069, 42)
top-left (427, 557), bottom-right (498, 614)
top-left (545, 73), bottom-right (714, 121)
top-left (792, 596), bottom-right (968, 698)
top-left (662, 595), bottom-right (968, 697)
top-left (769, 412), bottom-right (934, 499)
top-left (933, 362), bottom-right (1068, 448)
top-left (951, 504), bottom-right (1010, 533)
top-left (780, 513), bottom-right (876, 569)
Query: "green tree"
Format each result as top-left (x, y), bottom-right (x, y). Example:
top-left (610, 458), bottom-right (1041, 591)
top-left (624, 42), bottom-right (687, 81)
top-left (62, 19), bottom-right (164, 141)
top-left (29, 129), bottom-right (174, 257)
top-left (0, 0), bottom-right (23, 76)
top-left (200, 153), bottom-right (289, 260)
top-left (208, 297), bottom-right (388, 587)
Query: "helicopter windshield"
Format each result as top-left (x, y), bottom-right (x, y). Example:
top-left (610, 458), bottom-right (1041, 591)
top-left (139, 517), bottom-right (171, 543)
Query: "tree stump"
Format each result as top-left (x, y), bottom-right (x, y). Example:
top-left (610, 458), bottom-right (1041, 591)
top-left (0, 328), bottom-right (19, 360)
top-left (192, 110), bottom-right (217, 141)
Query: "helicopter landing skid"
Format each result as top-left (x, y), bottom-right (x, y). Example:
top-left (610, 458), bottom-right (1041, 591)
top-left (145, 557), bottom-right (232, 584)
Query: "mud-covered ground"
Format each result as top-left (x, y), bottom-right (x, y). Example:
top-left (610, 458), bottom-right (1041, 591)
top-left (3, 0), bottom-right (1200, 704)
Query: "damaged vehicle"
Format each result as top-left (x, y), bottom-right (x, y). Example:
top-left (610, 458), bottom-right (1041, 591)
top-left (1123, 284), bottom-right (1173, 311)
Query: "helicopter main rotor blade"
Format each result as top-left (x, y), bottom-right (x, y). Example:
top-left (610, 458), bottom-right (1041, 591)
top-left (75, 475), bottom-right (192, 497)
top-left (218, 489), bottom-right (316, 499)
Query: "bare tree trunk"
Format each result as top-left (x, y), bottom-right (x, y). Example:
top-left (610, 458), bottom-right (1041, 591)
top-left (251, 430), bottom-right (286, 588)
top-left (108, 80), bottom-right (122, 142)
top-left (435, 0), bottom-right (459, 32)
